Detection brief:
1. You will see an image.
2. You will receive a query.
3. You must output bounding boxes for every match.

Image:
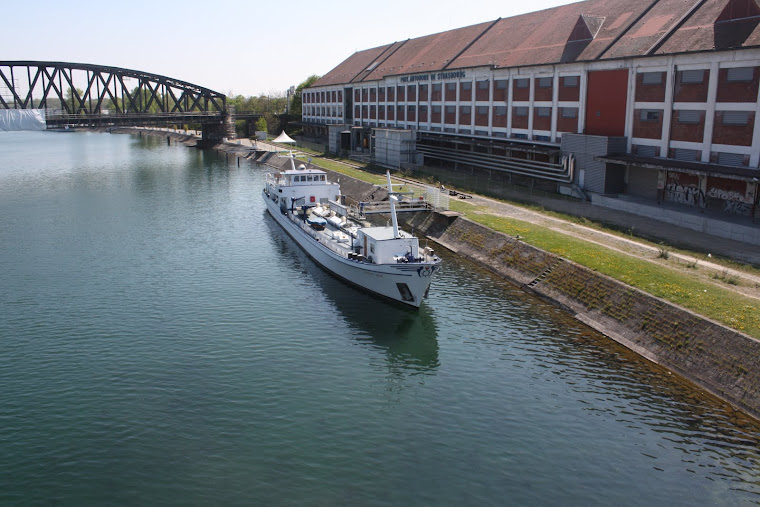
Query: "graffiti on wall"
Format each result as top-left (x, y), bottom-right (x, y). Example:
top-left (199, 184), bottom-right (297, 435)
top-left (706, 176), bottom-right (755, 216)
top-left (666, 173), bottom-right (703, 207)
top-left (723, 200), bottom-right (753, 215)
top-left (666, 182), bottom-right (704, 206)
top-left (706, 187), bottom-right (745, 201)
top-left (661, 171), bottom-right (756, 217)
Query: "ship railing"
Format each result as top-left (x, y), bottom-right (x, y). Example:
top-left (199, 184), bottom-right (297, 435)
top-left (293, 215), bottom-right (356, 260)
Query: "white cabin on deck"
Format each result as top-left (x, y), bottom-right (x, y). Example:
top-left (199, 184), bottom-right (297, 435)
top-left (357, 227), bottom-right (419, 265)
top-left (268, 164), bottom-right (341, 212)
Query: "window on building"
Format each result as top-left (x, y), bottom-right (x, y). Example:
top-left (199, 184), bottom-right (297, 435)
top-left (397, 86), bottom-right (406, 101)
top-left (515, 78), bottom-right (529, 88)
top-left (677, 110), bottom-right (701, 124)
top-left (718, 152), bottom-right (746, 167)
top-left (432, 105), bottom-right (442, 122)
top-left (432, 83), bottom-right (442, 101)
top-left (387, 87), bottom-right (395, 101)
top-left (717, 152), bottom-right (746, 166)
top-left (681, 70), bottom-right (705, 84)
top-left (461, 81), bottom-right (472, 91)
top-left (419, 84), bottom-right (428, 101)
top-left (495, 80), bottom-right (507, 90)
top-left (477, 80), bottom-right (489, 90)
top-left (636, 145), bottom-right (658, 157)
top-left (639, 109), bottom-right (661, 122)
top-left (445, 105), bottom-right (456, 122)
top-left (445, 82), bottom-right (457, 100)
top-left (536, 107), bottom-right (551, 117)
top-left (722, 111), bottom-right (750, 125)
top-left (407, 85), bottom-right (416, 101)
top-left (673, 148), bottom-right (699, 161)
top-left (726, 67), bottom-right (754, 82)
top-left (537, 77), bottom-right (552, 88)
top-left (641, 72), bottom-right (663, 85)
top-left (514, 106), bottom-right (529, 117)
top-left (419, 105), bottom-right (428, 121)
top-left (563, 76), bottom-right (579, 87)
top-left (561, 107), bottom-right (578, 118)
top-left (477, 106), bottom-right (489, 115)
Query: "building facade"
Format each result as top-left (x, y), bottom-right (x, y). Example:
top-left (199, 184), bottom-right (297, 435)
top-left (303, 0), bottom-right (760, 221)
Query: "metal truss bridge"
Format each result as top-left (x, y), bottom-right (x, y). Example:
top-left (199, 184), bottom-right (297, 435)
top-left (0, 61), bottom-right (258, 138)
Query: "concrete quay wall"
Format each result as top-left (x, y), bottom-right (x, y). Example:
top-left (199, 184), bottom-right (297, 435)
top-left (400, 210), bottom-right (760, 420)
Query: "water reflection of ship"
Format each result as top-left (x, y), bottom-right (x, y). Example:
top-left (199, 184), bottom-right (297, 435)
top-left (263, 212), bottom-right (440, 373)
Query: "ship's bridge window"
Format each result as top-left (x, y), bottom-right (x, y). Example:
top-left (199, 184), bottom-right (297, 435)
top-left (307, 175), bottom-right (314, 181)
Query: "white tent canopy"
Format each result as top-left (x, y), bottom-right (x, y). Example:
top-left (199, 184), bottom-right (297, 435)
top-left (272, 131), bottom-right (296, 144)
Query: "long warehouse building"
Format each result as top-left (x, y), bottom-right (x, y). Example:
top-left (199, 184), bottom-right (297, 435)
top-left (301, 0), bottom-right (760, 228)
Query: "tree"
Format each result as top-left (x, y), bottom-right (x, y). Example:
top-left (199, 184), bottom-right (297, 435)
top-left (255, 116), bottom-right (268, 133)
top-left (290, 75), bottom-right (320, 120)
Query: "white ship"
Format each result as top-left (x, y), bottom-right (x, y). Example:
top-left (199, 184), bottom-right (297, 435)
top-left (262, 155), bottom-right (441, 308)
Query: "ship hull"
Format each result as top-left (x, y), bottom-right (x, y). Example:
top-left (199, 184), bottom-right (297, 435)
top-left (263, 190), bottom-right (437, 308)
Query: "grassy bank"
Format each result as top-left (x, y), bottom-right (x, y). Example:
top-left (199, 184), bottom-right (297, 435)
top-left (468, 210), bottom-right (760, 338)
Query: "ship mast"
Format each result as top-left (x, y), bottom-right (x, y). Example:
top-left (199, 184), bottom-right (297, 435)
top-left (386, 171), bottom-right (400, 239)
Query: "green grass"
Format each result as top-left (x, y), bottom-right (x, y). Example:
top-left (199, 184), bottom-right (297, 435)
top-left (307, 158), bottom-right (388, 186)
top-left (469, 212), bottom-right (760, 338)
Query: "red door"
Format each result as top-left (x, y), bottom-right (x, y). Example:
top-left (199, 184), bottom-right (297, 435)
top-left (585, 69), bottom-right (629, 137)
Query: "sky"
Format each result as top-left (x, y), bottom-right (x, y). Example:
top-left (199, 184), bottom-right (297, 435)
top-left (5, 0), bottom-right (578, 97)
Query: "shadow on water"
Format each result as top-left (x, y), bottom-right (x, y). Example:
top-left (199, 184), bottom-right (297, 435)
top-left (262, 211), bottom-right (440, 374)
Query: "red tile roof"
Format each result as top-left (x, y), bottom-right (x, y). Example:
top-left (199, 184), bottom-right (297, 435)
top-left (312, 0), bottom-right (760, 88)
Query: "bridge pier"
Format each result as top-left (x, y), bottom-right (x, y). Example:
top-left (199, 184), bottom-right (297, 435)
top-left (200, 110), bottom-right (236, 146)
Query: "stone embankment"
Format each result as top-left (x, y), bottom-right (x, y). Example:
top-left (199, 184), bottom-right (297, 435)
top-left (400, 211), bottom-right (760, 420)
top-left (117, 127), bottom-right (760, 420)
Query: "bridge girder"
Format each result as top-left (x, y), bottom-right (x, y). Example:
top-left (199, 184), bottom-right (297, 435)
top-left (0, 61), bottom-right (226, 116)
